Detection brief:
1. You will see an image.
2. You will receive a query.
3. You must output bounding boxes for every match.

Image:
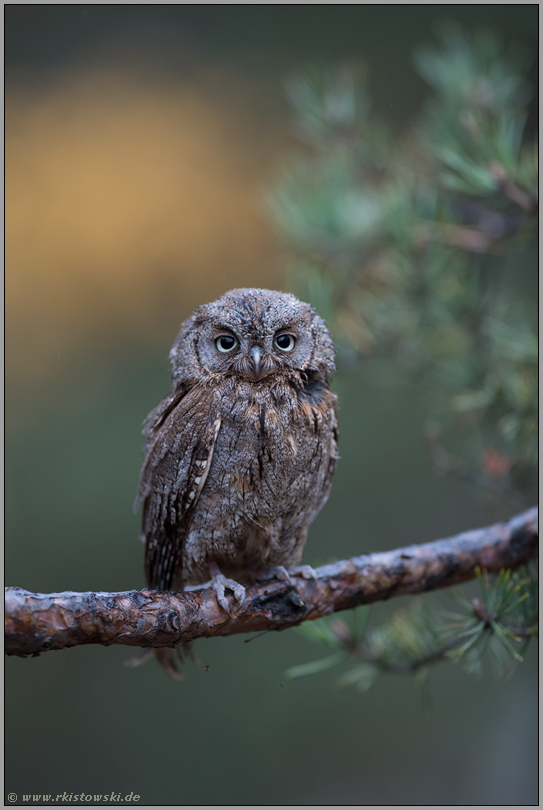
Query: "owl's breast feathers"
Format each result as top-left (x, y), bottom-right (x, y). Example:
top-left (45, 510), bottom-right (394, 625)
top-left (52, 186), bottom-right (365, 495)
top-left (138, 376), bottom-right (338, 589)
top-left (217, 376), bottom-right (337, 498)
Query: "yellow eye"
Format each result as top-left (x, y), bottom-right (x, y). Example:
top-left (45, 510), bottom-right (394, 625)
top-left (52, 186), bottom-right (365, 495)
top-left (215, 335), bottom-right (238, 353)
top-left (275, 334), bottom-right (296, 352)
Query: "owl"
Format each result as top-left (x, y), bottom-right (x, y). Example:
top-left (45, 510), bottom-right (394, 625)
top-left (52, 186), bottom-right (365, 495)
top-left (135, 288), bottom-right (339, 676)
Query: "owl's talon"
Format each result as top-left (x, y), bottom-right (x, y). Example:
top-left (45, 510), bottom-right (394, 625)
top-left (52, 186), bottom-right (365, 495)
top-left (254, 566), bottom-right (293, 585)
top-left (272, 565), bottom-right (294, 585)
top-left (209, 563), bottom-right (246, 614)
top-left (289, 565), bottom-right (318, 580)
top-left (214, 585), bottom-right (231, 615)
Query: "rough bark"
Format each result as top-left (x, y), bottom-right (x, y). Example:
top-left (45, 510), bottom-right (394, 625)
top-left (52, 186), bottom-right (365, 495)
top-left (5, 507), bottom-right (538, 657)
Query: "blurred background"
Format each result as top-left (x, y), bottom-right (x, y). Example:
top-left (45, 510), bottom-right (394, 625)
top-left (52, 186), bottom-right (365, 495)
top-left (6, 6), bottom-right (537, 806)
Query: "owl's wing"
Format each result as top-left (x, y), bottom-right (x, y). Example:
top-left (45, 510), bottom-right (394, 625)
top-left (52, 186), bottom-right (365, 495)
top-left (324, 404), bottom-right (340, 494)
top-left (136, 387), bottom-right (221, 591)
top-left (301, 389), bottom-right (339, 508)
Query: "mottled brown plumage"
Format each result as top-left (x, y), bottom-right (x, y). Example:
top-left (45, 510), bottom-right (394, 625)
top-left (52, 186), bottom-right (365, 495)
top-left (135, 288), bottom-right (338, 675)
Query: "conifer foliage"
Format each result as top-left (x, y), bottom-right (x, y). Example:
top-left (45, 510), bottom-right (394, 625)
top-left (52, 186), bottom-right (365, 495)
top-left (268, 24), bottom-right (538, 690)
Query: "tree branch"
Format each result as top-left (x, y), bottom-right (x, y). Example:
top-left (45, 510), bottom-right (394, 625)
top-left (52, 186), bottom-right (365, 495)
top-left (5, 507), bottom-right (538, 657)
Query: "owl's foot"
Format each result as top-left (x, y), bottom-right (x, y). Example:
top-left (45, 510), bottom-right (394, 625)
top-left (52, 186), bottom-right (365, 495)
top-left (255, 565), bottom-right (318, 584)
top-left (209, 562), bottom-right (246, 615)
top-left (254, 565), bottom-right (294, 585)
top-left (289, 564), bottom-right (318, 580)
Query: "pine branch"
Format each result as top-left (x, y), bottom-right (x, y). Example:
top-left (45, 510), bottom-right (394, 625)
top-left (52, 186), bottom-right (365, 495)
top-left (337, 618), bottom-right (538, 677)
top-left (5, 507), bottom-right (537, 657)
top-left (351, 637), bottom-right (463, 675)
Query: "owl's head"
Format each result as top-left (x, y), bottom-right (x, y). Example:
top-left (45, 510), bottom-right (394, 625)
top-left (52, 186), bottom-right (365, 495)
top-left (169, 288), bottom-right (335, 387)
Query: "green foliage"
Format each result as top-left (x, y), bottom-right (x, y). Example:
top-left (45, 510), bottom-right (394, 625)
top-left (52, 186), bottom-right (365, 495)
top-left (286, 566), bottom-right (538, 692)
top-left (268, 23), bottom-right (538, 497)
top-left (414, 23), bottom-right (533, 194)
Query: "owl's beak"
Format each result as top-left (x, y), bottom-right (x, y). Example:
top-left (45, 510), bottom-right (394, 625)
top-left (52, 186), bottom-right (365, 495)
top-left (248, 345), bottom-right (264, 380)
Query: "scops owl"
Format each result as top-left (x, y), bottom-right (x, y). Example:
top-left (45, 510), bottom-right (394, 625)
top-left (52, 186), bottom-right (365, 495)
top-left (135, 288), bottom-right (339, 675)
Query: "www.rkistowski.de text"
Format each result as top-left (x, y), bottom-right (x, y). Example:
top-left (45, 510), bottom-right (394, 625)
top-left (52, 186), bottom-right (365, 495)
top-left (7, 792), bottom-right (140, 803)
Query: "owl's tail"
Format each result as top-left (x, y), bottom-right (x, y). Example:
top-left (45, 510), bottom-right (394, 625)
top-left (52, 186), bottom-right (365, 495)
top-left (125, 644), bottom-right (197, 679)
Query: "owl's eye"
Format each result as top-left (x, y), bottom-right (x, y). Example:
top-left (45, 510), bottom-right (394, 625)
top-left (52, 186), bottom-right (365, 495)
top-left (274, 334), bottom-right (296, 352)
top-left (215, 335), bottom-right (238, 353)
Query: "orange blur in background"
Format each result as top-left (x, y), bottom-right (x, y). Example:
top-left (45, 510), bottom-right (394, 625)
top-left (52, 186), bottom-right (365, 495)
top-left (6, 66), bottom-right (283, 389)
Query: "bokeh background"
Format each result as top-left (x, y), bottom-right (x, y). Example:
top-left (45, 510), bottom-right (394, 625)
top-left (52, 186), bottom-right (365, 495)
top-left (6, 6), bottom-right (538, 806)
